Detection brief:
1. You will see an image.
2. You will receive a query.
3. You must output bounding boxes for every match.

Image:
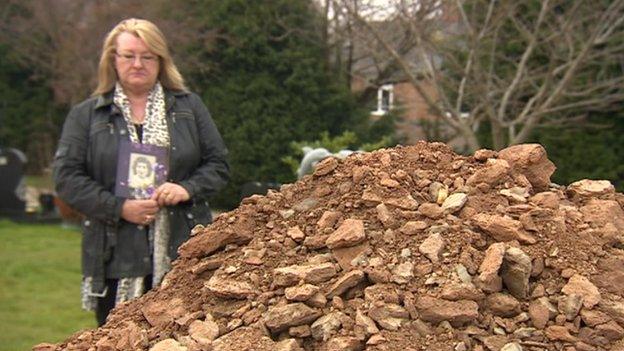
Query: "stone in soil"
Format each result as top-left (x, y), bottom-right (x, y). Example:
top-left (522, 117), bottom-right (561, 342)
top-left (325, 219), bottom-right (366, 249)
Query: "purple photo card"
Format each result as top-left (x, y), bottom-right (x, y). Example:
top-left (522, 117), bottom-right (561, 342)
top-left (115, 140), bottom-right (169, 199)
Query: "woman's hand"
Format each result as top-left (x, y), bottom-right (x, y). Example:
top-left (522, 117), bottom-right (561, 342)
top-left (121, 199), bottom-right (159, 225)
top-left (153, 182), bottom-right (190, 207)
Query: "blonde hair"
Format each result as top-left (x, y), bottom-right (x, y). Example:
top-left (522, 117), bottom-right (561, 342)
top-left (93, 18), bottom-right (187, 95)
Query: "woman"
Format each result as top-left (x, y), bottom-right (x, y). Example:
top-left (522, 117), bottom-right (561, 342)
top-left (129, 155), bottom-right (154, 190)
top-left (53, 18), bottom-right (229, 326)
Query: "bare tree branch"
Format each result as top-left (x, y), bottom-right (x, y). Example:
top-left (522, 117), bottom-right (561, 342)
top-left (328, 0), bottom-right (624, 151)
top-left (455, 0), bottom-right (495, 113)
top-left (496, 0), bottom-right (549, 128)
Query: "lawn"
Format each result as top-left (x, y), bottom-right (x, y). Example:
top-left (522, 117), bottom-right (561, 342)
top-left (0, 220), bottom-right (95, 351)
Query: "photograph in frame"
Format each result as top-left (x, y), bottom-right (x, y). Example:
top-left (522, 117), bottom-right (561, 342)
top-left (115, 139), bottom-right (169, 199)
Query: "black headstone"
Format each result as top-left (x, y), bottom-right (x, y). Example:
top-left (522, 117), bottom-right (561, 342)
top-left (0, 148), bottom-right (27, 217)
top-left (240, 181), bottom-right (281, 202)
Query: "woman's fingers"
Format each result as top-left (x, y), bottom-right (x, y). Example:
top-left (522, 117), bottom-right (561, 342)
top-left (152, 182), bottom-right (189, 206)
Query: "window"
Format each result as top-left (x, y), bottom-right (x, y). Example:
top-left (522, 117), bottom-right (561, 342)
top-left (372, 84), bottom-right (394, 116)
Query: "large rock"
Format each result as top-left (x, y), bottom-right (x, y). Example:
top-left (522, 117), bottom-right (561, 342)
top-left (500, 247), bottom-right (532, 299)
top-left (363, 189), bottom-right (420, 210)
top-left (419, 233), bottom-right (445, 263)
top-left (416, 296), bottom-right (479, 326)
top-left (391, 261), bottom-right (415, 284)
top-left (567, 179), bottom-right (615, 199)
top-left (600, 300), bottom-right (624, 325)
top-left (264, 303), bottom-right (322, 333)
top-left (595, 256), bottom-right (624, 296)
top-left (326, 219), bottom-right (366, 249)
top-left (474, 149), bottom-right (497, 161)
top-left (355, 309), bottom-right (379, 335)
top-left (178, 216), bottom-right (255, 258)
top-left (376, 203), bottom-right (396, 228)
top-left (142, 298), bottom-right (187, 328)
top-left (475, 243), bottom-right (506, 293)
top-left (311, 312), bottom-right (344, 341)
top-left (362, 188), bottom-right (383, 204)
top-left (286, 226), bottom-right (305, 242)
top-left (580, 199), bottom-right (624, 230)
top-left (114, 321), bottom-right (148, 350)
top-left (317, 211), bottom-right (343, 230)
top-left (313, 156), bottom-right (339, 176)
top-left (442, 193), bottom-right (468, 213)
top-left (285, 284), bottom-right (320, 301)
top-left (561, 274), bottom-right (601, 308)
top-left (486, 293), bottom-right (520, 317)
top-left (368, 303), bottom-right (410, 330)
top-left (580, 309), bottom-right (611, 327)
top-left (596, 321), bottom-right (624, 341)
top-left (531, 191), bottom-right (560, 209)
top-left (205, 276), bottom-right (255, 299)
top-left (528, 297), bottom-right (557, 329)
top-left (544, 326), bottom-right (576, 343)
top-left (326, 270), bottom-right (365, 298)
top-left (273, 262), bottom-right (337, 287)
top-left (399, 221), bottom-right (428, 235)
top-left (558, 294), bottom-right (583, 321)
top-left (385, 194), bottom-right (419, 210)
top-left (498, 144), bottom-right (556, 191)
top-left (418, 202), bottom-right (444, 219)
top-left (188, 319), bottom-right (220, 344)
top-left (440, 283), bottom-right (485, 301)
top-left (472, 214), bottom-right (537, 244)
top-left (429, 182), bottom-right (449, 204)
top-left (331, 242), bottom-right (369, 271)
top-left (466, 159), bottom-right (510, 187)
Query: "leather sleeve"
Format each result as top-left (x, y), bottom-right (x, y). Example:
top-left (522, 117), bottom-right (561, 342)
top-left (178, 93), bottom-right (230, 200)
top-left (52, 103), bottom-right (124, 224)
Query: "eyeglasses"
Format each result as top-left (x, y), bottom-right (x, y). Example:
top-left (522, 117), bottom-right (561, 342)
top-left (115, 52), bottom-right (158, 64)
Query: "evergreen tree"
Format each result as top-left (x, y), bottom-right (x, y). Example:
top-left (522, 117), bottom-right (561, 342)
top-left (534, 114), bottom-right (624, 191)
top-left (185, 0), bottom-right (368, 208)
top-left (0, 44), bottom-right (60, 172)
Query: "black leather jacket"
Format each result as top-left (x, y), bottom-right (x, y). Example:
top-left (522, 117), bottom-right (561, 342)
top-left (53, 88), bottom-right (229, 289)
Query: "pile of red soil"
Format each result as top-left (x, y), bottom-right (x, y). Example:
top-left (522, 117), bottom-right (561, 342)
top-left (36, 142), bottom-right (624, 351)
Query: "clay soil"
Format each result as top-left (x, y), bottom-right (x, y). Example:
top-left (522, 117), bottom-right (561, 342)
top-left (37, 142), bottom-right (624, 351)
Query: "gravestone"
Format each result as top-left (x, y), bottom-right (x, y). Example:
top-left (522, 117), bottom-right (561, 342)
top-left (0, 147), bottom-right (27, 218)
top-left (240, 181), bottom-right (281, 201)
top-left (296, 147), bottom-right (356, 179)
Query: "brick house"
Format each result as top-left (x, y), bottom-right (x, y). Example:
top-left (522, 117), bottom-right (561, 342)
top-left (347, 8), bottom-right (467, 149)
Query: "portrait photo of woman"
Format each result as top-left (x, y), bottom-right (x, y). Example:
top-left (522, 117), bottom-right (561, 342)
top-left (128, 154), bottom-right (155, 190)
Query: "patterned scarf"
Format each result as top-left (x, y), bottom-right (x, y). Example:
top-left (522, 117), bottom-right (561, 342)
top-left (82, 82), bottom-right (172, 311)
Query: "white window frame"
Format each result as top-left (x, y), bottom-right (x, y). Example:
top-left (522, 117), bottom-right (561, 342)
top-left (372, 84), bottom-right (394, 116)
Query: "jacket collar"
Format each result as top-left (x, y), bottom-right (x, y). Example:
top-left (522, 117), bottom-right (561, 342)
top-left (94, 86), bottom-right (189, 112)
top-left (164, 89), bottom-right (189, 111)
top-left (94, 91), bottom-right (114, 110)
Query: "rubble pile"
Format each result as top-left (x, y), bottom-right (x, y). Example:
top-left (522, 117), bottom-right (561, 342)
top-left (39, 142), bottom-right (624, 351)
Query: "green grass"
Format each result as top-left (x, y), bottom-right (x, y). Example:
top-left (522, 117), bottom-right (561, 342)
top-left (23, 175), bottom-right (54, 190)
top-left (0, 220), bottom-right (95, 351)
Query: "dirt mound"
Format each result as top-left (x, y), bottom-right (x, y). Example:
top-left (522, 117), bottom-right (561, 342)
top-left (37, 142), bottom-right (624, 351)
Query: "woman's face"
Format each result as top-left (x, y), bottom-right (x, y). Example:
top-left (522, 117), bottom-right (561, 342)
top-left (135, 161), bottom-right (150, 178)
top-left (114, 32), bottom-right (159, 94)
